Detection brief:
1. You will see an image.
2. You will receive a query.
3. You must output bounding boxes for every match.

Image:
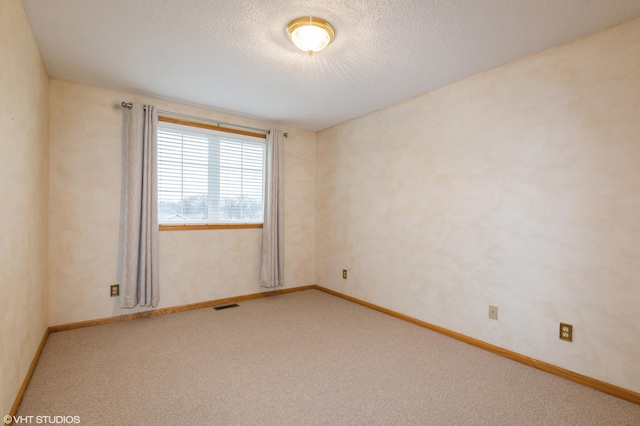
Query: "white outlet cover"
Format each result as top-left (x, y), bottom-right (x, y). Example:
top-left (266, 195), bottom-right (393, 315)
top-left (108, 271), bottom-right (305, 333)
top-left (489, 305), bottom-right (499, 320)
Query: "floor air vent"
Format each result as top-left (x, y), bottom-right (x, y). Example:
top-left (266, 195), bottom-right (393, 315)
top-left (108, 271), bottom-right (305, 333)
top-left (213, 303), bottom-right (239, 311)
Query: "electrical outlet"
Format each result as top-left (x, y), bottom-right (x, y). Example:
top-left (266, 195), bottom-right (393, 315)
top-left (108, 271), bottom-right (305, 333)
top-left (560, 323), bottom-right (573, 342)
top-left (488, 305), bottom-right (498, 320)
top-left (110, 284), bottom-right (120, 297)
top-left (342, 269), bottom-right (347, 279)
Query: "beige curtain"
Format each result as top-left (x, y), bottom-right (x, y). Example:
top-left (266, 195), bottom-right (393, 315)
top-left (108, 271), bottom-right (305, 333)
top-left (260, 130), bottom-right (285, 288)
top-left (121, 104), bottom-right (160, 308)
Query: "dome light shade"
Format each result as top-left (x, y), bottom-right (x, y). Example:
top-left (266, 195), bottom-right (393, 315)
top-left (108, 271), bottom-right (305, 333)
top-left (286, 17), bottom-right (335, 54)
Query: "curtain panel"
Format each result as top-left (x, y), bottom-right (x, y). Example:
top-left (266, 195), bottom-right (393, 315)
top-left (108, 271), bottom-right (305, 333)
top-left (260, 129), bottom-right (285, 288)
top-left (121, 104), bottom-right (160, 308)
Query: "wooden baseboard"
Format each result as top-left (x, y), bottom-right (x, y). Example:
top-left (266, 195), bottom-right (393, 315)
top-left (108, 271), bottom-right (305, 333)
top-left (9, 328), bottom-right (50, 422)
top-left (49, 285), bottom-right (314, 333)
top-left (313, 285), bottom-right (640, 406)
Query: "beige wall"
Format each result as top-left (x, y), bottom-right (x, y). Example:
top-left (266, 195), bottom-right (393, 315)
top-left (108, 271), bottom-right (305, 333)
top-left (48, 80), bottom-right (316, 326)
top-left (316, 17), bottom-right (640, 393)
top-left (0, 0), bottom-right (50, 415)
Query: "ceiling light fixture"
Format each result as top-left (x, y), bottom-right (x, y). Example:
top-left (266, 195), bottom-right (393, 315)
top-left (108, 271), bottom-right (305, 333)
top-left (286, 16), bottom-right (335, 55)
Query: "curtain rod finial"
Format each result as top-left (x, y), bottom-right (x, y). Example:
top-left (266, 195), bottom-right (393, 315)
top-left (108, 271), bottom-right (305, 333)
top-left (121, 101), bottom-right (133, 109)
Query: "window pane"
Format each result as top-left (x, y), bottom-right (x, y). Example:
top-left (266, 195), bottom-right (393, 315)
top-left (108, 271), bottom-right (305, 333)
top-left (157, 125), bottom-right (265, 225)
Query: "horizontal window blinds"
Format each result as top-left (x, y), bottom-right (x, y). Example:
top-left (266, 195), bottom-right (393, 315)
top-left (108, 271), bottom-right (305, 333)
top-left (157, 125), bottom-right (265, 224)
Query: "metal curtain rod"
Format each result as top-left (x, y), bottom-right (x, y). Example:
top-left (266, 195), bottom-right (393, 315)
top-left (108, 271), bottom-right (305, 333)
top-left (120, 102), bottom-right (287, 137)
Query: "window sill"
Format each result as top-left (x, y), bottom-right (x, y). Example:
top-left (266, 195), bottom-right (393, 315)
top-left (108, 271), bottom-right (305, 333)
top-left (159, 224), bottom-right (263, 231)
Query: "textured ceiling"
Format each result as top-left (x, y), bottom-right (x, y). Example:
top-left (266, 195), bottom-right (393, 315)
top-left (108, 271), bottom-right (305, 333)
top-left (22, 0), bottom-right (640, 131)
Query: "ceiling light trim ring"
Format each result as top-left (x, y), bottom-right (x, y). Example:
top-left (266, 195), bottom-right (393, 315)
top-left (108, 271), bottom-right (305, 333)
top-left (286, 16), bottom-right (335, 54)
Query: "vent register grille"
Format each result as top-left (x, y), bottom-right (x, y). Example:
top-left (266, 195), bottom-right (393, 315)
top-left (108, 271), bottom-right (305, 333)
top-left (213, 304), bottom-right (240, 311)
top-left (157, 125), bottom-right (265, 225)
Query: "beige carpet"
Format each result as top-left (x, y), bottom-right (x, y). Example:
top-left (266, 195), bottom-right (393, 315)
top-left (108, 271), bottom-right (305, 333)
top-left (17, 290), bottom-right (640, 425)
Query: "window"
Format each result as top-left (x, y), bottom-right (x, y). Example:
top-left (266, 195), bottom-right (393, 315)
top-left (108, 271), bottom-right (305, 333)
top-left (157, 119), bottom-right (266, 228)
